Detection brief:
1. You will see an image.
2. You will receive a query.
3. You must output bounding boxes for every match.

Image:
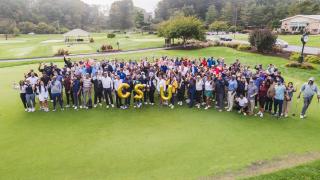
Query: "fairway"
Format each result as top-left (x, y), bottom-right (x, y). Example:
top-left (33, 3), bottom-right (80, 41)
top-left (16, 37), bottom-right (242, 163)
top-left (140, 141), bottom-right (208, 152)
top-left (0, 33), bottom-right (165, 59)
top-left (1, 47), bottom-right (320, 179)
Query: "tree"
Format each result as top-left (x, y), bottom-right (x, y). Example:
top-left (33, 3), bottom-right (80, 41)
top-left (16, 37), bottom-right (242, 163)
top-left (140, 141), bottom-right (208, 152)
top-left (249, 29), bottom-right (277, 53)
top-left (205, 5), bottom-right (217, 25)
top-left (158, 16), bottom-right (205, 45)
top-left (108, 0), bottom-right (134, 30)
top-left (209, 21), bottom-right (229, 33)
top-left (18, 21), bottom-right (36, 34)
top-left (134, 10), bottom-right (145, 29)
top-left (0, 18), bottom-right (18, 39)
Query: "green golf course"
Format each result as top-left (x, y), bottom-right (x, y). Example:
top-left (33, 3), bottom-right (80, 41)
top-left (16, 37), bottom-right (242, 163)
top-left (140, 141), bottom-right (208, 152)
top-left (0, 33), bottom-right (165, 59)
top-left (0, 47), bottom-right (320, 179)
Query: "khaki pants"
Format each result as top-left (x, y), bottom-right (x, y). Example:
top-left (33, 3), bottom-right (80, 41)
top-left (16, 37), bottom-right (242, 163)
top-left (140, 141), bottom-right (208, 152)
top-left (283, 100), bottom-right (292, 116)
top-left (249, 99), bottom-right (255, 114)
top-left (227, 91), bottom-right (235, 111)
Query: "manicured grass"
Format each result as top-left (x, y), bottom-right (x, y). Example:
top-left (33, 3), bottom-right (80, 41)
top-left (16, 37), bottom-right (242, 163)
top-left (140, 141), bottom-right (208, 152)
top-left (246, 160), bottom-right (320, 180)
top-left (0, 33), bottom-right (165, 59)
top-left (1, 47), bottom-right (320, 179)
top-left (234, 34), bottom-right (320, 48)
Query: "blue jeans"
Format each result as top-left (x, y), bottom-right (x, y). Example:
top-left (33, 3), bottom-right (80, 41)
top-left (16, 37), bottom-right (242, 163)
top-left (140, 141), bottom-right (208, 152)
top-left (274, 99), bottom-right (283, 116)
top-left (52, 93), bottom-right (63, 109)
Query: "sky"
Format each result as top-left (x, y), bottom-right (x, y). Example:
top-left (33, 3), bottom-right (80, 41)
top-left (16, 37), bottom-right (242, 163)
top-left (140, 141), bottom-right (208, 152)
top-left (81, 0), bottom-right (160, 12)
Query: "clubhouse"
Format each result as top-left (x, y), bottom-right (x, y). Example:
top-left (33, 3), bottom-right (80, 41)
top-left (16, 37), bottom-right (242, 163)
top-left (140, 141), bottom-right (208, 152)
top-left (280, 15), bottom-right (320, 34)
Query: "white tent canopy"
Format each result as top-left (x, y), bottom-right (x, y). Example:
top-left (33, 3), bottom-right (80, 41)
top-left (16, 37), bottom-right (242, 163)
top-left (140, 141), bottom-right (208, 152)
top-left (63, 29), bottom-right (90, 44)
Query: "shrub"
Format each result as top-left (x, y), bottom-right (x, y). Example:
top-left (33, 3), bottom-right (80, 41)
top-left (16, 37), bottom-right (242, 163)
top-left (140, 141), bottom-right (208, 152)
top-left (249, 29), bottom-right (277, 53)
top-left (100, 44), bottom-right (113, 52)
top-left (285, 62), bottom-right (315, 69)
top-left (55, 48), bottom-right (69, 56)
top-left (272, 46), bottom-right (283, 53)
top-left (89, 38), bottom-right (94, 43)
top-left (289, 52), bottom-right (300, 61)
top-left (107, 33), bottom-right (116, 38)
top-left (305, 55), bottom-right (320, 64)
top-left (237, 44), bottom-right (251, 51)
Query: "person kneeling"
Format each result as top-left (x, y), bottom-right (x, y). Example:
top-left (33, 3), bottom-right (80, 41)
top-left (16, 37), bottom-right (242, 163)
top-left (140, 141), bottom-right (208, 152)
top-left (236, 94), bottom-right (249, 116)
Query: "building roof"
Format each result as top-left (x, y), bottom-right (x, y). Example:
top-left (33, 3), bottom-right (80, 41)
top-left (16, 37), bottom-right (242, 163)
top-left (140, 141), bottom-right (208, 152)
top-left (281, 15), bottom-right (320, 22)
top-left (63, 29), bottom-right (90, 37)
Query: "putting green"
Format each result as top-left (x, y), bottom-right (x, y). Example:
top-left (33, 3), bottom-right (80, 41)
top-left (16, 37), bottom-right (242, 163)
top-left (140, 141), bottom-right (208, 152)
top-left (1, 47), bottom-right (320, 179)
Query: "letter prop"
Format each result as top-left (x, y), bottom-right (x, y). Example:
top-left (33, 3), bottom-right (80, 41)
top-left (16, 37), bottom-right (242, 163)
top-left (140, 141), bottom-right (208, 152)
top-left (117, 83), bottom-right (131, 99)
top-left (134, 84), bottom-right (145, 99)
top-left (160, 85), bottom-right (172, 101)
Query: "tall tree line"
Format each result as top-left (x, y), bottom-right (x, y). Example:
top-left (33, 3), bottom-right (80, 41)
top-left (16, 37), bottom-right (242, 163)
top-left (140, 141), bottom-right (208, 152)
top-left (0, 0), bottom-right (107, 34)
top-left (155, 0), bottom-right (320, 28)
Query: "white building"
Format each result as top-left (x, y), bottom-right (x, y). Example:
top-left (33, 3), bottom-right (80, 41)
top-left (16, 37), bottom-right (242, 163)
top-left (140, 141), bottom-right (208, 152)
top-left (280, 15), bottom-right (320, 34)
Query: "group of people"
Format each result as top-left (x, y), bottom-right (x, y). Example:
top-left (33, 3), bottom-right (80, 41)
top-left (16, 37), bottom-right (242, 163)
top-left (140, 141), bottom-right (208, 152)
top-left (16, 55), bottom-right (320, 119)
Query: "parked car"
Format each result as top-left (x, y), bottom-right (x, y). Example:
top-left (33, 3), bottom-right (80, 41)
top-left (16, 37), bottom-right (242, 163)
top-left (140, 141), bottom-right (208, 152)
top-left (275, 39), bottom-right (289, 48)
top-left (219, 35), bottom-right (232, 41)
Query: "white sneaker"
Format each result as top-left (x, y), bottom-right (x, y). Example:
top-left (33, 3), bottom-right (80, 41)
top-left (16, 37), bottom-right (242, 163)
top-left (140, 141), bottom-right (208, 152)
top-left (171, 105), bottom-right (174, 109)
top-left (65, 105), bottom-right (70, 108)
top-left (94, 104), bottom-right (97, 108)
top-left (61, 108), bottom-right (65, 111)
top-left (244, 113), bottom-right (247, 116)
top-left (111, 104), bottom-right (115, 108)
top-left (74, 107), bottom-right (78, 110)
top-left (52, 109), bottom-right (56, 112)
top-left (106, 105), bottom-right (109, 109)
top-left (32, 108), bottom-right (35, 112)
top-left (99, 103), bottom-right (102, 107)
top-left (25, 108), bottom-right (28, 112)
top-left (260, 113), bottom-right (264, 118)
top-left (80, 106), bottom-right (83, 109)
top-left (204, 106), bottom-right (209, 110)
top-left (144, 102), bottom-right (148, 105)
top-left (300, 115), bottom-right (304, 119)
top-left (238, 110), bottom-right (241, 114)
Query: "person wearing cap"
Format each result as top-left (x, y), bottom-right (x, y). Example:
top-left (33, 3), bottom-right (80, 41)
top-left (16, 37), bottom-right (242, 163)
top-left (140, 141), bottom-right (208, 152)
top-left (101, 72), bottom-right (114, 108)
top-left (298, 77), bottom-right (320, 119)
top-left (226, 75), bottom-right (238, 112)
top-left (215, 74), bottom-right (226, 112)
top-left (195, 75), bottom-right (204, 108)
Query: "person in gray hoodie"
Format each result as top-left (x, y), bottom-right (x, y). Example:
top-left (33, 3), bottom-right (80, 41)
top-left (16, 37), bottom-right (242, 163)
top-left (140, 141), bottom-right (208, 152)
top-left (50, 76), bottom-right (64, 111)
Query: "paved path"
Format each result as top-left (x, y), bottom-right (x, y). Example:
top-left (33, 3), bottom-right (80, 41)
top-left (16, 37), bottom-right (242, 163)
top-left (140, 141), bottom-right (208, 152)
top-left (0, 47), bottom-right (170, 63)
top-left (283, 45), bottom-right (320, 55)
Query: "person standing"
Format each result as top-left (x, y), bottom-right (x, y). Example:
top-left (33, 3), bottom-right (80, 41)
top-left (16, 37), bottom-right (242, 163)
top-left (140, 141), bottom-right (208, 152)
top-left (50, 76), bottom-right (64, 111)
top-left (82, 73), bottom-right (92, 109)
top-left (273, 80), bottom-right (286, 118)
top-left (298, 77), bottom-right (320, 119)
top-left (257, 80), bottom-right (268, 118)
top-left (25, 80), bottom-right (36, 112)
top-left (215, 75), bottom-right (226, 112)
top-left (101, 72), bottom-right (114, 108)
top-left (226, 75), bottom-right (238, 112)
top-left (247, 80), bottom-right (258, 115)
top-left (204, 75), bottom-right (214, 110)
top-left (282, 82), bottom-right (296, 118)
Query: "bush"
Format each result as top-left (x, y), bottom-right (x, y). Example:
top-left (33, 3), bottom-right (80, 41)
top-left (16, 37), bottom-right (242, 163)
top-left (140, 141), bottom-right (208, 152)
top-left (219, 41), bottom-right (241, 49)
top-left (55, 48), bottom-right (69, 56)
top-left (89, 38), bottom-right (94, 43)
top-left (305, 55), bottom-right (320, 64)
top-left (100, 44), bottom-right (113, 52)
top-left (237, 44), bottom-right (251, 51)
top-left (289, 52), bottom-right (300, 61)
top-left (249, 29), bottom-right (277, 53)
top-left (285, 62), bottom-right (315, 69)
top-left (107, 33), bottom-right (116, 38)
top-left (272, 46), bottom-right (283, 53)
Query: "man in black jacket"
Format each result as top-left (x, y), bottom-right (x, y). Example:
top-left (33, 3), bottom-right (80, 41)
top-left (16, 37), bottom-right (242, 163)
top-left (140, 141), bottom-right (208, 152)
top-left (92, 73), bottom-right (104, 108)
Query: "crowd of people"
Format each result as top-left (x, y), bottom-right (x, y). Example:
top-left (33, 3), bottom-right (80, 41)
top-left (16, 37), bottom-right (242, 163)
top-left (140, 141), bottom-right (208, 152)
top-left (16, 55), bottom-right (320, 119)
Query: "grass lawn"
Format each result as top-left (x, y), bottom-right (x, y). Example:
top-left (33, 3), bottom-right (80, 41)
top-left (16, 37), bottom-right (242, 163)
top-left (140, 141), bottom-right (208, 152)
top-left (0, 33), bottom-right (165, 59)
top-left (234, 34), bottom-right (320, 48)
top-left (247, 160), bottom-right (320, 180)
top-left (1, 47), bottom-right (320, 179)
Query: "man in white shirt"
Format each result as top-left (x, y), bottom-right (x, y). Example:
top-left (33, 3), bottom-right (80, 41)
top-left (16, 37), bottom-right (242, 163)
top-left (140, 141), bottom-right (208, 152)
top-left (26, 72), bottom-right (39, 86)
top-left (236, 94), bottom-right (249, 116)
top-left (101, 72), bottom-right (114, 108)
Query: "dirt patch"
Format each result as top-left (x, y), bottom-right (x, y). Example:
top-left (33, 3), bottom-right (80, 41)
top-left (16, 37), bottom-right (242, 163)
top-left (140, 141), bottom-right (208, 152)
top-left (200, 152), bottom-right (320, 180)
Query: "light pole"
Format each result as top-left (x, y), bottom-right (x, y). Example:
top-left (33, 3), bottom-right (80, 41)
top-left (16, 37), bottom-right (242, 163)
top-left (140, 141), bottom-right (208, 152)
top-left (299, 33), bottom-right (309, 63)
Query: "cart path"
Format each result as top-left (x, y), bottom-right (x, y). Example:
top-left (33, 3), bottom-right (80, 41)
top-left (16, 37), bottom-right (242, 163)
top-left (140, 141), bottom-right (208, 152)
top-left (0, 47), bottom-right (171, 63)
top-left (200, 151), bottom-right (320, 180)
